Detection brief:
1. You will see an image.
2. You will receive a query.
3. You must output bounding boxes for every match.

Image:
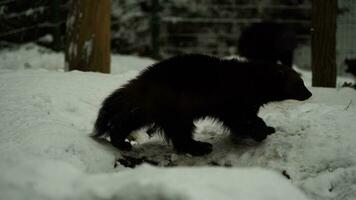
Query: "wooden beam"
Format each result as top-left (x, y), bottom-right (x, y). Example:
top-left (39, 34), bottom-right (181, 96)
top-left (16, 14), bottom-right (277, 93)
top-left (311, 0), bottom-right (337, 87)
top-left (65, 0), bottom-right (111, 73)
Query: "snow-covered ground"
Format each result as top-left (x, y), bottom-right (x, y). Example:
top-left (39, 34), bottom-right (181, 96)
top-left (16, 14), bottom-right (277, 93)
top-left (0, 44), bottom-right (356, 200)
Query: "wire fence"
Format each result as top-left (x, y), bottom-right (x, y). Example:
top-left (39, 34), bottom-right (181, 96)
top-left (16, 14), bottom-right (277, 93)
top-left (0, 0), bottom-right (66, 50)
top-left (0, 0), bottom-right (355, 73)
top-left (157, 1), bottom-right (311, 58)
top-left (337, 0), bottom-right (356, 73)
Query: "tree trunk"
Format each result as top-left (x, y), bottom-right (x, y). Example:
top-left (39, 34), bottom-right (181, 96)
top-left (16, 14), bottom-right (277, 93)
top-left (311, 0), bottom-right (337, 87)
top-left (65, 0), bottom-right (111, 73)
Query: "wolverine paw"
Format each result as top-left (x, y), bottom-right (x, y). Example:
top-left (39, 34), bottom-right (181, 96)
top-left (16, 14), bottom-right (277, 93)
top-left (251, 132), bottom-right (268, 142)
top-left (112, 141), bottom-right (132, 151)
top-left (175, 140), bottom-right (213, 156)
top-left (266, 126), bottom-right (276, 135)
top-left (230, 126), bottom-right (273, 142)
top-left (251, 126), bottom-right (275, 141)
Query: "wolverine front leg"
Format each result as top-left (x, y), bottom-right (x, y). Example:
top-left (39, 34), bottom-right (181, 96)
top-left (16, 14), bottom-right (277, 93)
top-left (248, 116), bottom-right (275, 141)
top-left (159, 118), bottom-right (212, 156)
top-left (221, 114), bottom-right (275, 142)
top-left (240, 106), bottom-right (275, 137)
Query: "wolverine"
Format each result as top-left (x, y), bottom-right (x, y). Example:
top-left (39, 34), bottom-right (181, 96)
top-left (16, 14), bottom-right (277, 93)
top-left (93, 54), bottom-right (312, 156)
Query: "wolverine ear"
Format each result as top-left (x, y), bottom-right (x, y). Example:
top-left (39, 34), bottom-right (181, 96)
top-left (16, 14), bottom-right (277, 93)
top-left (344, 59), bottom-right (350, 64)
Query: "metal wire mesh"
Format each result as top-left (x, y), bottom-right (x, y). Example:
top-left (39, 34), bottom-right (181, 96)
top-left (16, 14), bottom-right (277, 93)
top-left (337, 0), bottom-right (356, 73)
top-left (1, 0), bottom-right (354, 75)
top-left (158, 0), bottom-right (311, 59)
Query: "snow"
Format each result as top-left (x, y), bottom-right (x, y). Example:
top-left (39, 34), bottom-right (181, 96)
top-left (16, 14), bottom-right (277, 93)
top-left (1, 44), bottom-right (356, 200)
top-left (0, 44), bottom-right (155, 73)
top-left (1, 162), bottom-right (307, 200)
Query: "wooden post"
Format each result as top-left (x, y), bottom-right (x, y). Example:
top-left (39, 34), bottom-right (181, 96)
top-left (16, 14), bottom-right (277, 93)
top-left (65, 0), bottom-right (111, 73)
top-left (51, 0), bottom-right (61, 51)
top-left (311, 0), bottom-right (337, 87)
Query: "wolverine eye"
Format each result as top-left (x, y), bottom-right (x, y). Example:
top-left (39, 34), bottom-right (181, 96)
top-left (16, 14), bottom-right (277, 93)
top-left (276, 70), bottom-right (285, 79)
